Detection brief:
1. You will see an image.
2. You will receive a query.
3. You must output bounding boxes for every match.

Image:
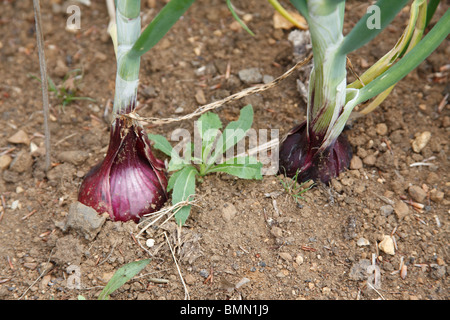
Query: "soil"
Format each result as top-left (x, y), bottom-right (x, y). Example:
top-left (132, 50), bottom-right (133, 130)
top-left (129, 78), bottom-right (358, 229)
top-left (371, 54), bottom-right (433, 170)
top-left (0, 0), bottom-right (448, 301)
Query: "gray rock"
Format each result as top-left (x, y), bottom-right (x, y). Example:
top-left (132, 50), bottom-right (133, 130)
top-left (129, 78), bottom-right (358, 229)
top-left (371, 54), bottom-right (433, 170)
top-left (263, 75), bottom-right (274, 84)
top-left (238, 68), bottom-right (262, 84)
top-left (430, 266), bottom-right (446, 280)
top-left (380, 205), bottom-right (394, 216)
top-left (199, 269), bottom-right (209, 278)
top-left (63, 201), bottom-right (106, 240)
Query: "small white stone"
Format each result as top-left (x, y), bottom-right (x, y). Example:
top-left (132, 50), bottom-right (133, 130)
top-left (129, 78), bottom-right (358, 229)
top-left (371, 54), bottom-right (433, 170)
top-left (411, 131), bottom-right (431, 153)
top-left (146, 239), bottom-right (155, 248)
top-left (11, 200), bottom-right (20, 210)
top-left (357, 237), bottom-right (370, 247)
top-left (378, 235), bottom-right (395, 255)
top-left (295, 255), bottom-right (304, 265)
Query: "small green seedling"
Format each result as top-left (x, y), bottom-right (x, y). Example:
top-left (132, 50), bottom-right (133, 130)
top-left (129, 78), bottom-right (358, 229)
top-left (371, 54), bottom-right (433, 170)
top-left (148, 104), bottom-right (263, 226)
top-left (30, 69), bottom-right (95, 108)
top-left (279, 169), bottom-right (313, 204)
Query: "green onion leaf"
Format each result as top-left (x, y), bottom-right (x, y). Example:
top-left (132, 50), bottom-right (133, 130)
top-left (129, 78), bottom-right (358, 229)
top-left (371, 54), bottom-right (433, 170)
top-left (128, 0), bottom-right (195, 59)
top-left (338, 0), bottom-right (410, 55)
top-left (426, 0), bottom-right (441, 27)
top-left (356, 8), bottom-right (450, 104)
top-left (226, 0), bottom-right (255, 36)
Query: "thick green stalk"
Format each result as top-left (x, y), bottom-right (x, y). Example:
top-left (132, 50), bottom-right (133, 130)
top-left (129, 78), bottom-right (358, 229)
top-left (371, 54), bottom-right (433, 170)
top-left (113, 0), bottom-right (141, 115)
top-left (303, 1), bottom-right (346, 141)
top-left (323, 7), bottom-right (450, 149)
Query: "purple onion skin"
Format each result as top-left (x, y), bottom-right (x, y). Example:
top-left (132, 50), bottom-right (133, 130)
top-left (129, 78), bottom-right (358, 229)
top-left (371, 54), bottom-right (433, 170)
top-left (78, 117), bottom-right (168, 223)
top-left (279, 121), bottom-right (352, 184)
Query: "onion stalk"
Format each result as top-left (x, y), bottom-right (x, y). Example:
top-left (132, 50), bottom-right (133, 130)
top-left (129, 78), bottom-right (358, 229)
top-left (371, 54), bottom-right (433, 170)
top-left (78, 0), bottom-right (194, 222)
top-left (279, 0), bottom-right (449, 184)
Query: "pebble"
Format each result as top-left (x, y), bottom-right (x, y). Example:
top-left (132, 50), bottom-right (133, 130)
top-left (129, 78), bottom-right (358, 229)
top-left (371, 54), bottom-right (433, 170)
top-left (195, 89), bottom-right (207, 105)
top-left (411, 131), bottom-right (431, 153)
top-left (184, 274), bottom-right (196, 285)
top-left (349, 155), bottom-right (363, 170)
top-left (7, 130), bottom-right (30, 145)
top-left (295, 255), bottom-right (304, 265)
top-left (380, 205), bottom-right (394, 216)
top-left (11, 200), bottom-right (20, 210)
top-left (356, 237), bottom-right (370, 247)
top-left (40, 274), bottom-right (52, 290)
top-left (146, 239), bottom-right (155, 248)
top-left (9, 150), bottom-right (33, 173)
top-left (0, 154), bottom-right (12, 170)
top-left (408, 185), bottom-right (427, 203)
top-left (279, 252), bottom-right (292, 262)
top-left (62, 201), bottom-right (106, 241)
top-left (362, 154), bottom-right (376, 166)
top-left (394, 201), bottom-right (409, 220)
top-left (378, 235), bottom-right (395, 255)
top-left (57, 150), bottom-right (89, 166)
top-left (375, 123), bottom-right (388, 136)
top-left (430, 189), bottom-right (444, 203)
top-left (229, 20), bottom-right (242, 32)
top-left (238, 68), bottom-right (262, 84)
top-left (199, 269), bottom-right (209, 278)
top-left (174, 106), bottom-right (184, 114)
top-left (430, 266), bottom-right (446, 279)
top-left (141, 85), bottom-right (158, 98)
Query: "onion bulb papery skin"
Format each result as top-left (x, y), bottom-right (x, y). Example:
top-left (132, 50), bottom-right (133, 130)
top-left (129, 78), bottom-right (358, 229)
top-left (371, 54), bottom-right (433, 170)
top-left (278, 121), bottom-right (352, 184)
top-left (78, 117), bottom-right (168, 222)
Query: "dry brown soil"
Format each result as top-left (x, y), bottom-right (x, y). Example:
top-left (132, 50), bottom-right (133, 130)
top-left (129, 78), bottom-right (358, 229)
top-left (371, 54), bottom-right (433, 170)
top-left (0, 0), bottom-right (448, 301)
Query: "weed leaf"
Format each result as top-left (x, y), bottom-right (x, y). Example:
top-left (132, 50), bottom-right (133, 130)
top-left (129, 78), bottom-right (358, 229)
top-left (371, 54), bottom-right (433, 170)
top-left (197, 112), bottom-right (222, 163)
top-left (148, 133), bottom-right (174, 156)
top-left (209, 105), bottom-right (254, 165)
top-left (207, 156), bottom-right (262, 180)
top-left (98, 259), bottom-right (151, 300)
top-left (167, 169), bottom-right (183, 192)
top-left (172, 165), bottom-right (198, 225)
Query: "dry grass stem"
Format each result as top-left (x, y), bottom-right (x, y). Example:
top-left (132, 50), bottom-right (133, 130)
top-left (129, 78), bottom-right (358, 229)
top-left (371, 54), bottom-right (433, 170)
top-left (124, 54), bottom-right (313, 126)
top-left (164, 231), bottom-right (190, 300)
